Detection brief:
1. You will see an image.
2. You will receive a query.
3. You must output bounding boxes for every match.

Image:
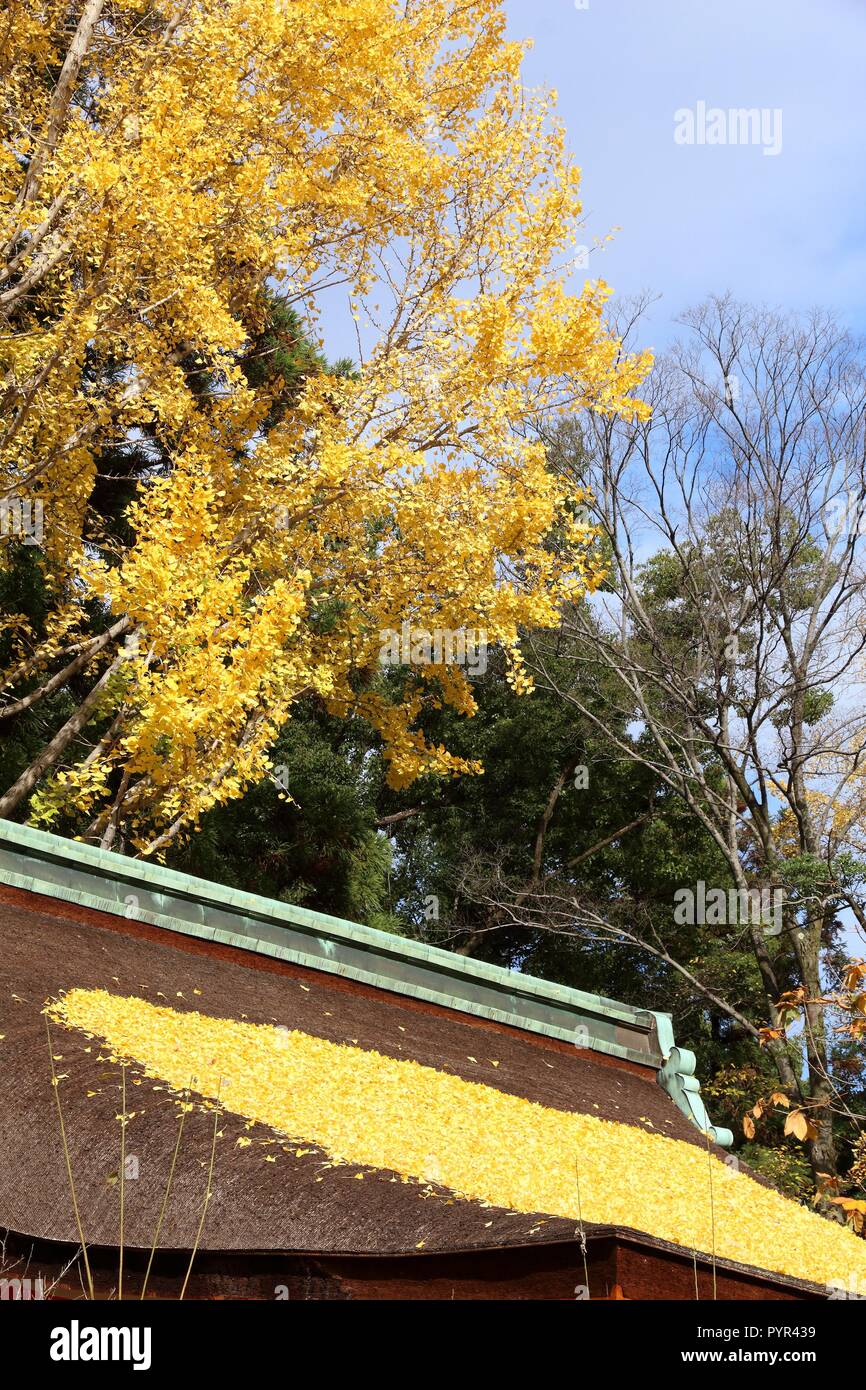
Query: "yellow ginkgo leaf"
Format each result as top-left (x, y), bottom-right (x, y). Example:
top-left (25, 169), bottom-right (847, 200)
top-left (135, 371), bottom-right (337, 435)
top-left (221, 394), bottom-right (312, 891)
top-left (45, 987), bottom-right (866, 1291)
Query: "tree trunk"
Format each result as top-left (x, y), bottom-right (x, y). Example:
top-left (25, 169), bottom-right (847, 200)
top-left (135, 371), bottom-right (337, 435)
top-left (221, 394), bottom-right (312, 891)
top-left (0, 649), bottom-right (126, 818)
top-left (797, 915), bottom-right (838, 1178)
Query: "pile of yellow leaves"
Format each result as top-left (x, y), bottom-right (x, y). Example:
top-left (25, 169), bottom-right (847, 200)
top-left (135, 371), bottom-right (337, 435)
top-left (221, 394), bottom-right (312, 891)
top-left (48, 987), bottom-right (866, 1289)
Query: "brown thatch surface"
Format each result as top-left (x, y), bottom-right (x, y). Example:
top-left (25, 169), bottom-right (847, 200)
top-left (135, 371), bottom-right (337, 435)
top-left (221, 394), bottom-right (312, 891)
top-left (0, 886), bottom-right (723, 1257)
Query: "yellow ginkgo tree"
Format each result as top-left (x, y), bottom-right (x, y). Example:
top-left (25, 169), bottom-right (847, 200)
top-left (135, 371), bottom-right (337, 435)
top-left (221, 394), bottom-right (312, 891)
top-left (0, 0), bottom-right (649, 852)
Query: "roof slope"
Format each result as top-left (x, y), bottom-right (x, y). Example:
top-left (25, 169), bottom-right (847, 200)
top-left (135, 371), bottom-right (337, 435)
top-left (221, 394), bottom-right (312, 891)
top-left (3, 887), bottom-right (866, 1294)
top-left (1, 890), bottom-right (675, 1255)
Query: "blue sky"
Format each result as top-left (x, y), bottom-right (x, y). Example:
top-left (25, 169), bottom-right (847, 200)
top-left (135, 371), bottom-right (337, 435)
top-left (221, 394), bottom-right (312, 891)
top-left (505, 0), bottom-right (866, 351)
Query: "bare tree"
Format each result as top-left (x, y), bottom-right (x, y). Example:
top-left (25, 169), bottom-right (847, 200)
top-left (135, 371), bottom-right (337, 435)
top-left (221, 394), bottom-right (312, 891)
top-left (526, 295), bottom-right (866, 1178)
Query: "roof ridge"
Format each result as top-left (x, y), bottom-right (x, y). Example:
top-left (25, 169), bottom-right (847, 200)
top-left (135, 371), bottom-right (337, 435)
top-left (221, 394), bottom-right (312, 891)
top-left (0, 818), bottom-right (732, 1144)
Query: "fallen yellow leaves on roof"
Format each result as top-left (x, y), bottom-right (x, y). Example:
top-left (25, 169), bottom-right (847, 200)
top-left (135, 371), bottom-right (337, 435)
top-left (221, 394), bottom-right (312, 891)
top-left (48, 987), bottom-right (866, 1290)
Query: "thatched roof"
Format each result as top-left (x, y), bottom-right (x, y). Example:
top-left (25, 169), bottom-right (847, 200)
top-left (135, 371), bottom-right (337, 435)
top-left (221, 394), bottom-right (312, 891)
top-left (1, 823), bottom-right (865, 1296)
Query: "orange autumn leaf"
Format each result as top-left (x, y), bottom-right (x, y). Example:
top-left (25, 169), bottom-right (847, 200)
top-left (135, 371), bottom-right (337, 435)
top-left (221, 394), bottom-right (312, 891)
top-left (784, 1110), bottom-right (818, 1142)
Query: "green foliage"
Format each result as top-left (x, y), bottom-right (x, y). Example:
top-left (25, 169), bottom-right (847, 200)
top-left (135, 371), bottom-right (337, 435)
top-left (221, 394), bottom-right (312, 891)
top-left (239, 291), bottom-right (358, 434)
top-left (771, 687), bottom-right (834, 731)
top-left (166, 702), bottom-right (398, 930)
top-left (738, 1144), bottom-right (814, 1202)
top-left (0, 546), bottom-right (80, 805)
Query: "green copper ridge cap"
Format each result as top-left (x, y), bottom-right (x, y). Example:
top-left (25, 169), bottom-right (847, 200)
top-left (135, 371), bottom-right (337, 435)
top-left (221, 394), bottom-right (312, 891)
top-left (0, 819), bottom-right (732, 1140)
